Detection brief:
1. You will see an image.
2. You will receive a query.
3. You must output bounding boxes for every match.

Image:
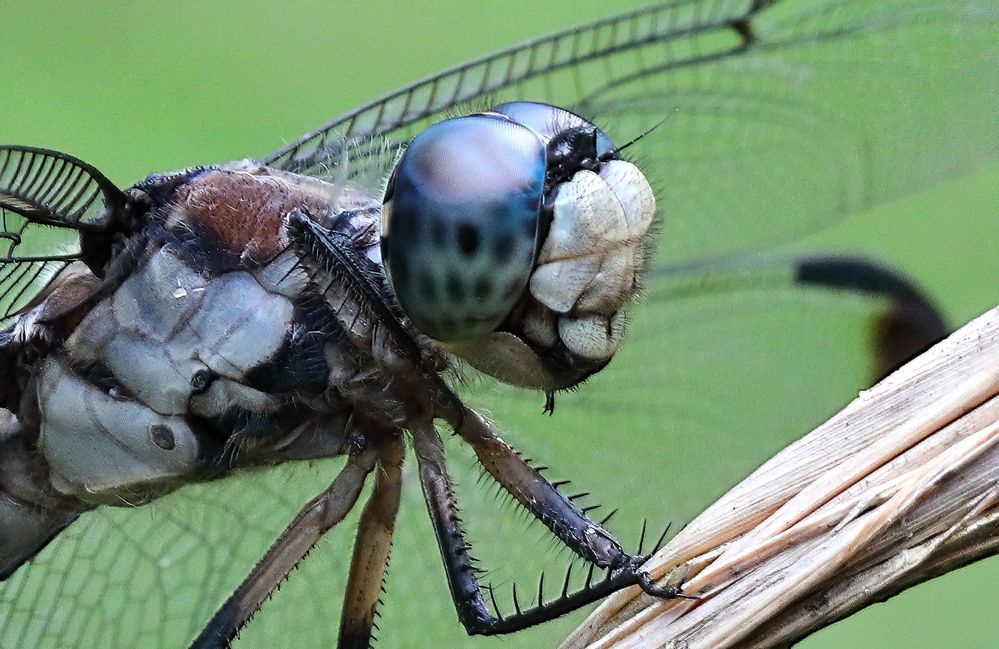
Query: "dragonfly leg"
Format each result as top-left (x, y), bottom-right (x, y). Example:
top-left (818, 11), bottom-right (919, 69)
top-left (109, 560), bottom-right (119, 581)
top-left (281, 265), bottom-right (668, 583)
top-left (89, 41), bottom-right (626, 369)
top-left (189, 440), bottom-right (378, 649)
top-left (411, 418), bottom-right (676, 636)
top-left (337, 435), bottom-right (405, 649)
top-left (451, 407), bottom-right (633, 569)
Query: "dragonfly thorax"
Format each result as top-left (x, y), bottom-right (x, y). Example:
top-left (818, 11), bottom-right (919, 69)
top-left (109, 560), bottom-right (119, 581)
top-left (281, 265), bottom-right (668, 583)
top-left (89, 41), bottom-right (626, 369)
top-left (10, 164), bottom-right (415, 507)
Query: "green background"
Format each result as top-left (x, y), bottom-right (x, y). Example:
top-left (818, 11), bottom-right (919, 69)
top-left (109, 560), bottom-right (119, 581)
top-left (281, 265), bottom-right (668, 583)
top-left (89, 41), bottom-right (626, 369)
top-left (2, 2), bottom-right (997, 648)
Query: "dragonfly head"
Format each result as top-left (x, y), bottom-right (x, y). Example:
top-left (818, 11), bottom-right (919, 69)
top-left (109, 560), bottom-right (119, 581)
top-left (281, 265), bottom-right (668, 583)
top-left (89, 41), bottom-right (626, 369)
top-left (380, 102), bottom-right (657, 391)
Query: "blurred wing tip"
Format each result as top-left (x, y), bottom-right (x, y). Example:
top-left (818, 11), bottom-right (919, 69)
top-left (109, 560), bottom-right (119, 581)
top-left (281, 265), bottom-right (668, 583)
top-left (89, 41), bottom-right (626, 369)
top-left (794, 255), bottom-right (948, 381)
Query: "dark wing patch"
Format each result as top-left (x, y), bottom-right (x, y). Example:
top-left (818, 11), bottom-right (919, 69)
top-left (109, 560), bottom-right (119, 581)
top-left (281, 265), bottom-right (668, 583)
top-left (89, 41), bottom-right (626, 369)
top-left (795, 257), bottom-right (948, 380)
top-left (650, 252), bottom-right (949, 388)
top-left (0, 146), bottom-right (125, 326)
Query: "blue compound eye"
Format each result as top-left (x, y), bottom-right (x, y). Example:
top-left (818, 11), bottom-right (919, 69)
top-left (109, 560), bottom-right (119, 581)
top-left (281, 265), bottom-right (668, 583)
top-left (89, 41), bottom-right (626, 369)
top-left (381, 113), bottom-right (546, 342)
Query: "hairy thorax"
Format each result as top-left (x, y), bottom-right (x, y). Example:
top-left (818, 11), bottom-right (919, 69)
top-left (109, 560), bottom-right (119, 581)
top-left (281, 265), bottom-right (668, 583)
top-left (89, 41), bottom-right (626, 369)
top-left (9, 163), bottom-right (402, 512)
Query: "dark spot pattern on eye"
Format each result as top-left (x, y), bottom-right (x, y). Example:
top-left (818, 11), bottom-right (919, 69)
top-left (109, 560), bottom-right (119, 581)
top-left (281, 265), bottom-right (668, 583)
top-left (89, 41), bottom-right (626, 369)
top-left (473, 276), bottom-right (492, 300)
top-left (401, 215), bottom-right (421, 246)
top-left (418, 270), bottom-right (437, 303)
top-left (431, 218), bottom-right (447, 246)
top-left (456, 222), bottom-right (479, 257)
top-left (445, 273), bottom-right (465, 303)
top-left (379, 108), bottom-right (553, 342)
top-left (493, 233), bottom-right (515, 263)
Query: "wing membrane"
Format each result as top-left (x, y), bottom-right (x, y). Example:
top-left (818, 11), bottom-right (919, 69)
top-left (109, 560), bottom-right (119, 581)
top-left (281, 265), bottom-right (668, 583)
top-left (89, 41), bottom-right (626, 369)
top-left (0, 252), bottom-right (952, 649)
top-left (0, 464), bottom-right (341, 648)
top-left (266, 0), bottom-right (999, 264)
top-left (0, 146), bottom-right (125, 326)
top-left (2, 3), bottom-right (997, 649)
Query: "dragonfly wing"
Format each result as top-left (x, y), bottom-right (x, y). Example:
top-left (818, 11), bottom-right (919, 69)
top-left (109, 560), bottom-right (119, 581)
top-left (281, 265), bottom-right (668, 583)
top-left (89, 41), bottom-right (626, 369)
top-left (468, 250), bottom-right (951, 531)
top-left (265, 0), bottom-right (999, 265)
top-left (0, 461), bottom-right (346, 648)
top-left (3, 3), bottom-right (996, 649)
top-left (653, 253), bottom-right (947, 382)
top-left (0, 146), bottom-right (125, 327)
top-left (426, 251), bottom-right (955, 648)
top-left (0, 253), bottom-right (958, 649)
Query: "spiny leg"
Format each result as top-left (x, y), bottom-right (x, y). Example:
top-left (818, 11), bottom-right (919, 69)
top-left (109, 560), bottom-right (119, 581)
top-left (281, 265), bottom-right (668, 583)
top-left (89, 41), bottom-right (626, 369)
top-left (411, 419), bottom-right (676, 636)
top-left (189, 445), bottom-right (377, 649)
top-left (455, 409), bottom-right (682, 600)
top-left (338, 436), bottom-right (405, 649)
top-left (287, 207), bottom-right (679, 625)
top-left (451, 408), bottom-right (652, 575)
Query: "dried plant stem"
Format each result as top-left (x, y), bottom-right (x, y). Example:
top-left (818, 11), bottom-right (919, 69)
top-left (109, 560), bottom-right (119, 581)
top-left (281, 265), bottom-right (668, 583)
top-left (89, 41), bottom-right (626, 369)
top-left (563, 306), bottom-right (999, 649)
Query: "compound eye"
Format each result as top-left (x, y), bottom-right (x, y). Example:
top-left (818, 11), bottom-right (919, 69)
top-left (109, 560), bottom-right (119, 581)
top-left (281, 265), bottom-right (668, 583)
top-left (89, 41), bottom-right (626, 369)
top-left (381, 114), bottom-right (545, 342)
top-left (493, 101), bottom-right (616, 159)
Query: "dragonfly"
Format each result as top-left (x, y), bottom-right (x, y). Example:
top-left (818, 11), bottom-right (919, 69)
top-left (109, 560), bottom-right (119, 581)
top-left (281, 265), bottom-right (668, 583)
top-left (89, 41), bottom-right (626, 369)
top-left (1, 1), bottom-right (997, 648)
